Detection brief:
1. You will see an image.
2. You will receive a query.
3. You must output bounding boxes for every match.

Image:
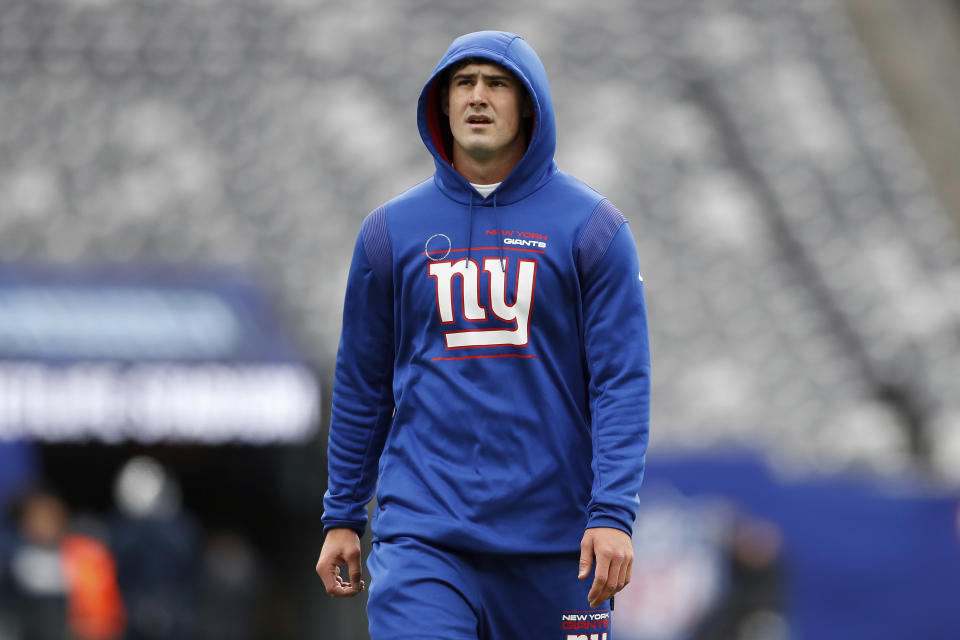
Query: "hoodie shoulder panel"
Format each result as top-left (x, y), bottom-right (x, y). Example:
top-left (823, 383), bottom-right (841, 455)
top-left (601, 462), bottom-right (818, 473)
top-left (577, 199), bottom-right (627, 280)
top-left (361, 206), bottom-right (392, 290)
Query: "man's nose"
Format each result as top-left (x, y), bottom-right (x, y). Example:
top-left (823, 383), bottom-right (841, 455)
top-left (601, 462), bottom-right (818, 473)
top-left (469, 84), bottom-right (487, 106)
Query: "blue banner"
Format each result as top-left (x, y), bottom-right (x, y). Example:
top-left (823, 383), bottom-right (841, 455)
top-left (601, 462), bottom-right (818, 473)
top-left (615, 452), bottom-right (960, 640)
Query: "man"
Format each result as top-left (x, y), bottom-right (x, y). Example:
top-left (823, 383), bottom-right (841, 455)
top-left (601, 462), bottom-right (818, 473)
top-left (317, 31), bottom-right (650, 639)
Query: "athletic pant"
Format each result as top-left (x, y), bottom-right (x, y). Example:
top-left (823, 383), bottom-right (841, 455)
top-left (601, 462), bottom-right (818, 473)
top-left (367, 536), bottom-right (613, 640)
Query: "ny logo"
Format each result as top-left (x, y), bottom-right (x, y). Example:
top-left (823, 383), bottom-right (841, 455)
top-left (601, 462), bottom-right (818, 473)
top-left (428, 257), bottom-right (537, 349)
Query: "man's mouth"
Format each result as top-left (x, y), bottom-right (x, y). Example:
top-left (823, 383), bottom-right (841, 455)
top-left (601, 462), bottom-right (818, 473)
top-left (466, 114), bottom-right (492, 124)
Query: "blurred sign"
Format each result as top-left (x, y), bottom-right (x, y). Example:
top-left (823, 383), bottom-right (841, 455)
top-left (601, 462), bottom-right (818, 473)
top-left (0, 266), bottom-right (319, 443)
top-left (0, 286), bottom-right (243, 360)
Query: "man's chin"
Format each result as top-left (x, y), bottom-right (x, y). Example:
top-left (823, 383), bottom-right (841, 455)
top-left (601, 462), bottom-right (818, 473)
top-left (456, 141), bottom-right (501, 160)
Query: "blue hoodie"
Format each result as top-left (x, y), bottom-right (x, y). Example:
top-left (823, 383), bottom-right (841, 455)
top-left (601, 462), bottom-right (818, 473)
top-left (322, 31), bottom-right (650, 554)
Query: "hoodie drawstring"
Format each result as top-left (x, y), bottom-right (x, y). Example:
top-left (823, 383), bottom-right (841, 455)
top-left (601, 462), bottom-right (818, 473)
top-left (466, 192), bottom-right (474, 266)
top-left (467, 191), bottom-right (514, 304)
top-left (491, 193), bottom-right (515, 304)
top-left (492, 193), bottom-right (506, 273)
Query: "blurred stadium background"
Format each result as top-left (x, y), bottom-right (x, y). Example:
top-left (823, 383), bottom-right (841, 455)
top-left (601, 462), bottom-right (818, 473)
top-left (1, 0), bottom-right (960, 638)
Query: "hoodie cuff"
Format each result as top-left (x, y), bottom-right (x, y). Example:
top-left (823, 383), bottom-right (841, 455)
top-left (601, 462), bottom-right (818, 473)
top-left (322, 520), bottom-right (366, 538)
top-left (585, 514), bottom-right (633, 538)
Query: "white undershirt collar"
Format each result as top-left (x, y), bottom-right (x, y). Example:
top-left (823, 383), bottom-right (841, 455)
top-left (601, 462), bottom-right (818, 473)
top-left (470, 182), bottom-right (501, 198)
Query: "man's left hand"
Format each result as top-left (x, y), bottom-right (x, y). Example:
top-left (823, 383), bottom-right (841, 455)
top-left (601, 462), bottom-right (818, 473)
top-left (578, 526), bottom-right (633, 608)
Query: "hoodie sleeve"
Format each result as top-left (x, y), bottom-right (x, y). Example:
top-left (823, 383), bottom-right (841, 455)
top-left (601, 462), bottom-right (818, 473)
top-left (322, 207), bottom-right (395, 536)
top-left (578, 200), bottom-right (651, 537)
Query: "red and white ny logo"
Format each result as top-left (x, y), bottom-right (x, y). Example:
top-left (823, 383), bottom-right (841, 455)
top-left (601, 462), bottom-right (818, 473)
top-left (428, 257), bottom-right (537, 349)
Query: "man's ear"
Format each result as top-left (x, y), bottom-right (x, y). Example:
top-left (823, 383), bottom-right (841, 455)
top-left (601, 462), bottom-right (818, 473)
top-left (522, 95), bottom-right (534, 118)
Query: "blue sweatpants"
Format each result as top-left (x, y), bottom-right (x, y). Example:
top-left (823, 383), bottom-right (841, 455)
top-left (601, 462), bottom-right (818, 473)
top-left (367, 536), bottom-right (613, 640)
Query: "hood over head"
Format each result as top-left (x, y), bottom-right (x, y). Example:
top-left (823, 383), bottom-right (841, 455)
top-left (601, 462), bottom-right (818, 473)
top-left (418, 31), bottom-right (558, 205)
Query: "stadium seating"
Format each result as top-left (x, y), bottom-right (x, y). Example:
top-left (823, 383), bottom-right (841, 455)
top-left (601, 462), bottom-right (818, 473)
top-left (1, 0), bottom-right (958, 479)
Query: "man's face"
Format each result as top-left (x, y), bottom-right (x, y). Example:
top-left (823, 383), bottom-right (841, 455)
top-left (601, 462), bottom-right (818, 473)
top-left (443, 62), bottom-right (531, 165)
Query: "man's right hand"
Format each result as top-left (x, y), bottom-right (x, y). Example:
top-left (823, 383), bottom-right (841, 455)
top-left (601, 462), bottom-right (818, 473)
top-left (316, 527), bottom-right (366, 597)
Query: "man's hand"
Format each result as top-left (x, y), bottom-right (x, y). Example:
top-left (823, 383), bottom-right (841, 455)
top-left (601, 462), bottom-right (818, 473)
top-left (578, 527), bottom-right (633, 608)
top-left (316, 527), bottom-right (366, 598)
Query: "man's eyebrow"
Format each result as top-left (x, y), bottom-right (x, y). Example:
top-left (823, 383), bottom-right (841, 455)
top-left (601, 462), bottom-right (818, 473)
top-left (452, 71), bottom-right (513, 82)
